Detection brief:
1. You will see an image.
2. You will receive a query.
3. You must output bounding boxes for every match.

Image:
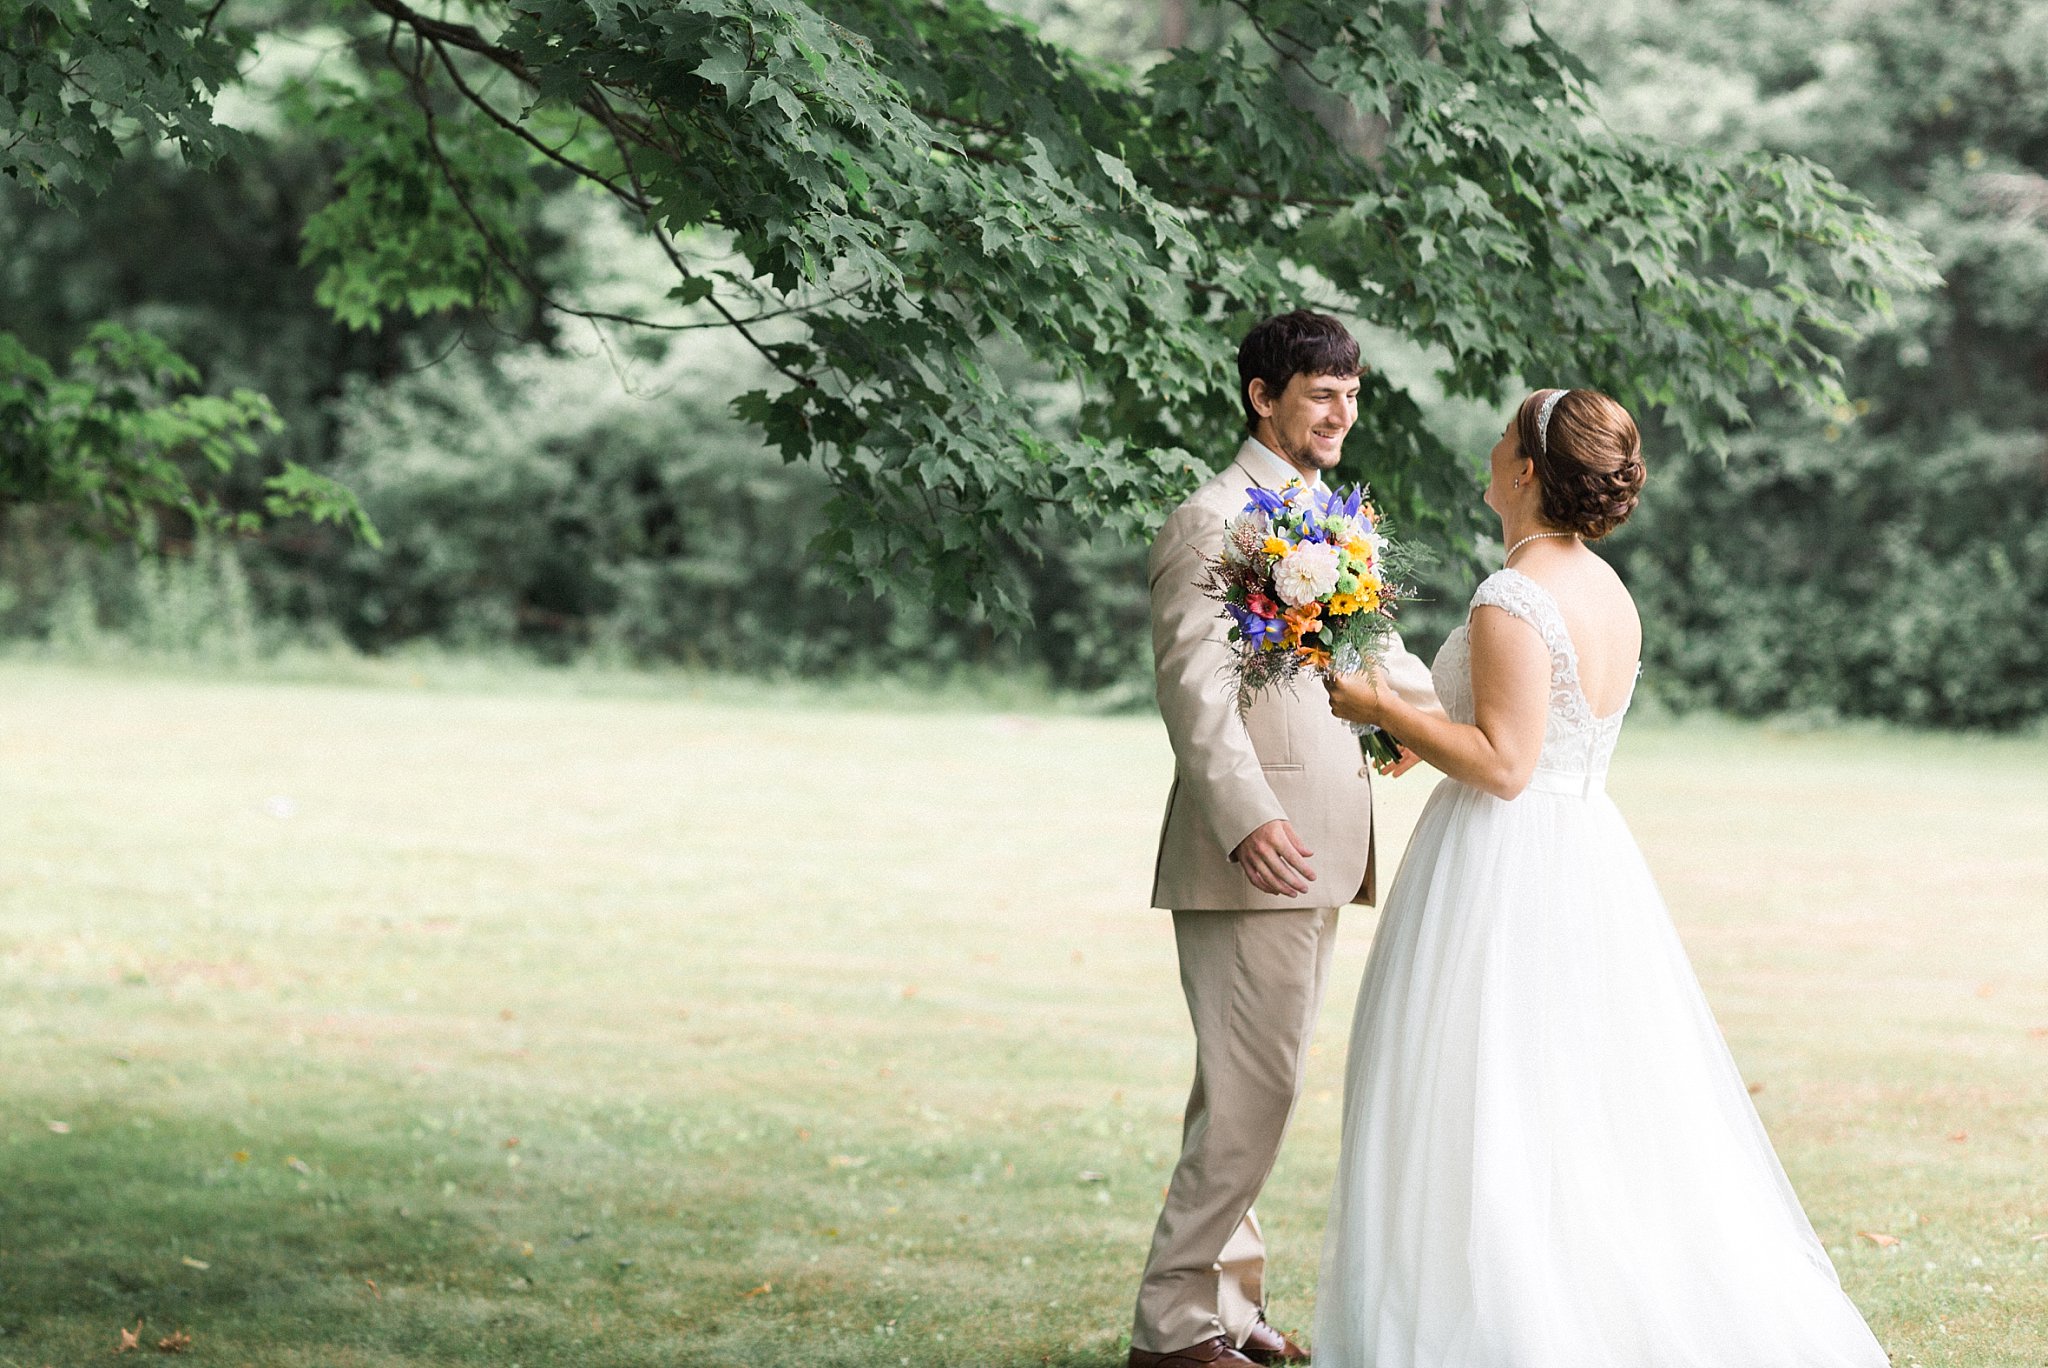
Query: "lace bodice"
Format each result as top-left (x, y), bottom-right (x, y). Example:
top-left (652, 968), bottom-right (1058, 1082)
top-left (1431, 568), bottom-right (1636, 780)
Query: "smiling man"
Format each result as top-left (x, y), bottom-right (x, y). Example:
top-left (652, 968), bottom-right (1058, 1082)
top-left (1128, 310), bottom-right (1443, 1368)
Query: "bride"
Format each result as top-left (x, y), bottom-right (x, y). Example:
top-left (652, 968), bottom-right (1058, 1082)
top-left (1315, 389), bottom-right (1888, 1367)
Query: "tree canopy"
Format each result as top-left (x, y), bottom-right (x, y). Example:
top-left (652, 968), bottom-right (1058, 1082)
top-left (1540, 0), bottom-right (2048, 727)
top-left (0, 0), bottom-right (1932, 622)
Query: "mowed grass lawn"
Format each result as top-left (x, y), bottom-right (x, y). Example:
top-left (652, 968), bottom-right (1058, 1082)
top-left (0, 659), bottom-right (2043, 1368)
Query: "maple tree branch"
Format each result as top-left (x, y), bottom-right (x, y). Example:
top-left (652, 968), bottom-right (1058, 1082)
top-left (591, 97), bottom-right (819, 389)
top-left (358, 0), bottom-right (822, 384)
top-left (427, 38), bottom-right (646, 213)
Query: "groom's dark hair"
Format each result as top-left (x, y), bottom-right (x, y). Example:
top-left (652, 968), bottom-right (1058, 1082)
top-left (1237, 310), bottom-right (1363, 433)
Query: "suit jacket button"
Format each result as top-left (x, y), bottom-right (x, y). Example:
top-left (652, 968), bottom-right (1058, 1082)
top-left (1358, 765), bottom-right (1371, 778)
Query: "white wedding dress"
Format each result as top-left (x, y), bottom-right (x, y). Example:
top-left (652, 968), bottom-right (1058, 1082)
top-left (1313, 569), bottom-right (1887, 1367)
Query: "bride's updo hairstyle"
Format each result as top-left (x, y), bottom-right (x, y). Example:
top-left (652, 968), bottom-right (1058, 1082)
top-left (1513, 388), bottom-right (1646, 541)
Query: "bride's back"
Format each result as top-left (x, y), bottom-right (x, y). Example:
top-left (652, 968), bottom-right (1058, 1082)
top-left (1509, 541), bottom-right (1641, 719)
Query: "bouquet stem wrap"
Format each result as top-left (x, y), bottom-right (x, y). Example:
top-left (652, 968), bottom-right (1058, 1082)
top-left (1329, 642), bottom-right (1405, 768)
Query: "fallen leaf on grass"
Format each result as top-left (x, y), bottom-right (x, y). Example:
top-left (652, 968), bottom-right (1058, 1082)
top-left (365, 1279), bottom-right (381, 1300)
top-left (46, 1120), bottom-right (70, 1134)
top-left (1948, 1131), bottom-right (1969, 1143)
top-left (503, 1136), bottom-right (520, 1148)
top-left (1857, 1232), bottom-right (1900, 1247)
top-left (156, 1330), bottom-right (192, 1353)
top-left (115, 1320), bottom-right (143, 1353)
top-left (1747, 1082), bottom-right (1765, 1095)
top-left (742, 1281), bottom-right (773, 1298)
top-left (231, 1150), bottom-right (249, 1163)
top-left (179, 1256), bottom-right (208, 1270)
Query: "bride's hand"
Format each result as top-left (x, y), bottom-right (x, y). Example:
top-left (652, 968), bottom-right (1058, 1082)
top-left (1324, 667), bottom-right (1387, 726)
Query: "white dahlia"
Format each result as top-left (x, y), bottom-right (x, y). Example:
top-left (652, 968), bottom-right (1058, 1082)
top-left (1273, 541), bottom-right (1342, 606)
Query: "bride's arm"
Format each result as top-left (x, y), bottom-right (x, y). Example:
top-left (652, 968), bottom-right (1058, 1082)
top-left (1325, 607), bottom-right (1550, 800)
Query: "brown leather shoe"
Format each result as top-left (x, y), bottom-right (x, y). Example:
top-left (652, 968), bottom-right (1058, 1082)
top-left (1241, 1315), bottom-right (1310, 1364)
top-left (1128, 1335), bottom-right (1260, 1368)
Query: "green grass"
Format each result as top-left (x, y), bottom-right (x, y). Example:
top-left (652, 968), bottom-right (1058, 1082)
top-left (0, 659), bottom-right (2042, 1367)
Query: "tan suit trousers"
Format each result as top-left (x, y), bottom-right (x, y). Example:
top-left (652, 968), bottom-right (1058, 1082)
top-left (1130, 905), bottom-right (1341, 1353)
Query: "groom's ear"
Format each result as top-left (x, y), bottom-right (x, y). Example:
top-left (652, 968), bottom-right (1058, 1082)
top-left (1247, 377), bottom-right (1277, 418)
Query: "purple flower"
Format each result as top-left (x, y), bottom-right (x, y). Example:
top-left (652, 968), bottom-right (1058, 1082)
top-left (1228, 602), bottom-right (1285, 649)
top-left (1313, 484), bottom-right (1363, 521)
top-left (1241, 486), bottom-right (1291, 518)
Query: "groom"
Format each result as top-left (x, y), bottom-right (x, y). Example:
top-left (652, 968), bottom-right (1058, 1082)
top-left (1129, 311), bottom-right (1441, 1368)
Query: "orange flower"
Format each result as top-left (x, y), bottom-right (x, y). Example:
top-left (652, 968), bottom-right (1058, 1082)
top-left (1282, 601), bottom-right (1322, 637)
top-left (1298, 647), bottom-right (1332, 670)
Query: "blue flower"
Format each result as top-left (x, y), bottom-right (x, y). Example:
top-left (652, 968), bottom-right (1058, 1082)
top-left (1312, 485), bottom-right (1363, 521)
top-left (1241, 486), bottom-right (1291, 517)
top-left (1228, 602), bottom-right (1285, 649)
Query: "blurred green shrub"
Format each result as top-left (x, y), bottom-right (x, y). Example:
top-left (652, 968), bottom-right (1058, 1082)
top-left (1610, 424), bottom-right (2048, 730)
top-left (0, 343), bottom-right (1155, 697)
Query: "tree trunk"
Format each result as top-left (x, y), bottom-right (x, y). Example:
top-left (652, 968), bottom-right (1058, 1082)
top-left (1160, 0), bottom-right (1188, 51)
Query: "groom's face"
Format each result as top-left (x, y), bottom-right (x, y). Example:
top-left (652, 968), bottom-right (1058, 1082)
top-left (1252, 371), bottom-right (1360, 474)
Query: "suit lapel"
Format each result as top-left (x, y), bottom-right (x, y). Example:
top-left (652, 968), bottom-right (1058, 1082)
top-left (1230, 440), bottom-right (1272, 493)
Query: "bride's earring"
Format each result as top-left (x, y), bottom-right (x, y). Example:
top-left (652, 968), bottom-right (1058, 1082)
top-left (1512, 477), bottom-right (1522, 490)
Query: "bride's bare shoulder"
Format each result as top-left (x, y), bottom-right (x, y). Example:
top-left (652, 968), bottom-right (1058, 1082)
top-left (1583, 549), bottom-right (1639, 619)
top-left (1512, 547), bottom-right (1639, 637)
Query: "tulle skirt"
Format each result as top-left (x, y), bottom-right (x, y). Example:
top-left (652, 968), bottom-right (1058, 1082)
top-left (1312, 776), bottom-right (1888, 1368)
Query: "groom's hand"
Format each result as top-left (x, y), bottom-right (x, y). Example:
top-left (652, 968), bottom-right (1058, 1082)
top-left (1232, 819), bottom-right (1316, 897)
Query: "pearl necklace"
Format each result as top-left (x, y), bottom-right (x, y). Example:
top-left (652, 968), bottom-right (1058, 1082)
top-left (1504, 530), bottom-right (1579, 565)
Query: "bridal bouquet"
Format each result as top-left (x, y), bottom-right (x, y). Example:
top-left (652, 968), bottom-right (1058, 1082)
top-left (1200, 480), bottom-right (1421, 765)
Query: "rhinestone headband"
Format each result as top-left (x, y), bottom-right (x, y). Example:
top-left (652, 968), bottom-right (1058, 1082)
top-left (1535, 389), bottom-right (1567, 455)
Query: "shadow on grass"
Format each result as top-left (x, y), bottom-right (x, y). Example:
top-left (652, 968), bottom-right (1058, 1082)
top-left (0, 1100), bottom-right (703, 1366)
top-left (0, 1094), bottom-right (1149, 1368)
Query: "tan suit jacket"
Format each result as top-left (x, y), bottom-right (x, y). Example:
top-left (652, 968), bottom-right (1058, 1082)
top-left (1148, 441), bottom-right (1441, 911)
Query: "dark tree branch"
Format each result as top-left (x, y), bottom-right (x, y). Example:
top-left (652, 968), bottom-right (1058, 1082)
top-left (588, 84), bottom-right (819, 389)
top-left (360, 0), bottom-right (819, 387)
top-left (426, 38), bottom-right (645, 213)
